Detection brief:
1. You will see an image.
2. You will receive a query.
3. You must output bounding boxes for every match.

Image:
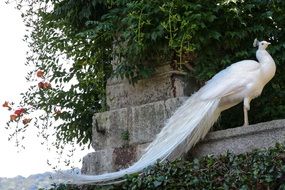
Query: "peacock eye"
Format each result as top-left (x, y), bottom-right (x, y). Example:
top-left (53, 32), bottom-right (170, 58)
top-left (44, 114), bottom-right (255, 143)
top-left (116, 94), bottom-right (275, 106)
top-left (261, 43), bottom-right (264, 45)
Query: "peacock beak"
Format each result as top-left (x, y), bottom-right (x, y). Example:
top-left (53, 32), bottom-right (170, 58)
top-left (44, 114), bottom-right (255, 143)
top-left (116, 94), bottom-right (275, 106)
top-left (267, 42), bottom-right (271, 45)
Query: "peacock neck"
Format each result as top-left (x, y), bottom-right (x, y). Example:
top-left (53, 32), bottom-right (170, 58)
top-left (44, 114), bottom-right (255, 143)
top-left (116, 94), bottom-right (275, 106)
top-left (256, 49), bottom-right (276, 84)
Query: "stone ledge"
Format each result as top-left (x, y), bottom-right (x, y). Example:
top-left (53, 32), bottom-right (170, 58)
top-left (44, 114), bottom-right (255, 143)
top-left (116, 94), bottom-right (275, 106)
top-left (191, 119), bottom-right (285, 157)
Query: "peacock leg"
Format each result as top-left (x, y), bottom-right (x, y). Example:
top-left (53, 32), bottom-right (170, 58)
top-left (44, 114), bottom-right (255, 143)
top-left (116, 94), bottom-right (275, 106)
top-left (243, 98), bottom-right (250, 127)
top-left (243, 106), bottom-right (249, 127)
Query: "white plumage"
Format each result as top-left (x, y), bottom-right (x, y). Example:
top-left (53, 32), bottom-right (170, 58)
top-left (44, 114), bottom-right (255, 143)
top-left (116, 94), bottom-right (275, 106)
top-left (66, 39), bottom-right (276, 184)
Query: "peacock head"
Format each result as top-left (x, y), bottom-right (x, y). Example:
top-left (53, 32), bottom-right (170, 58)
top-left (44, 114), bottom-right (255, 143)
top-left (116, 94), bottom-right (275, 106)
top-left (253, 39), bottom-right (271, 50)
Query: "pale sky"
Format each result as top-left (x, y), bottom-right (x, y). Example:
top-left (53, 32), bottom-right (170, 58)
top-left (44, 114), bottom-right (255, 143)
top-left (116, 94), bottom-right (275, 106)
top-left (0, 2), bottom-right (92, 178)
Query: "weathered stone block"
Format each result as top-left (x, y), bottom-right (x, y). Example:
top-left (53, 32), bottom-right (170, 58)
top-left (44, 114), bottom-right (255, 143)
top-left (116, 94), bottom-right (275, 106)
top-left (113, 145), bottom-right (137, 171)
top-left (130, 101), bottom-right (167, 144)
top-left (81, 149), bottom-right (114, 175)
top-left (92, 108), bottom-right (129, 150)
top-left (106, 76), bottom-right (170, 110)
top-left (129, 97), bottom-right (188, 144)
top-left (106, 65), bottom-right (192, 110)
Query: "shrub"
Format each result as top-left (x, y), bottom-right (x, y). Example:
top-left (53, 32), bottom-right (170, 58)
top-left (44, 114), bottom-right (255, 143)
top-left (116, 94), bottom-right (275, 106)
top-left (49, 143), bottom-right (285, 190)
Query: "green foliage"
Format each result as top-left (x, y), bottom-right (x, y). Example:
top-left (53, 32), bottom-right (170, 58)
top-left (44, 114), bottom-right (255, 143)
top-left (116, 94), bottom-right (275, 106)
top-left (49, 143), bottom-right (285, 189)
top-left (8, 0), bottom-right (285, 147)
top-left (121, 130), bottom-right (130, 142)
top-left (7, 0), bottom-right (113, 147)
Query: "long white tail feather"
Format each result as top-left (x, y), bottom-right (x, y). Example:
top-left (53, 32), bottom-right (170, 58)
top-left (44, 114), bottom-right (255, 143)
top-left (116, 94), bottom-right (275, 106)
top-left (66, 94), bottom-right (221, 184)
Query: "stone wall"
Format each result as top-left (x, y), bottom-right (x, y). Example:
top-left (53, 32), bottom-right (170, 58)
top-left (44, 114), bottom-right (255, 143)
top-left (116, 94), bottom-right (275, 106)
top-left (81, 63), bottom-right (194, 175)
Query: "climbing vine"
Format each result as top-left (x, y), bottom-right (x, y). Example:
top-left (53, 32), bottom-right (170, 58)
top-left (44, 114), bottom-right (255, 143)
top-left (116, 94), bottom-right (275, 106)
top-left (3, 0), bottom-right (285, 148)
